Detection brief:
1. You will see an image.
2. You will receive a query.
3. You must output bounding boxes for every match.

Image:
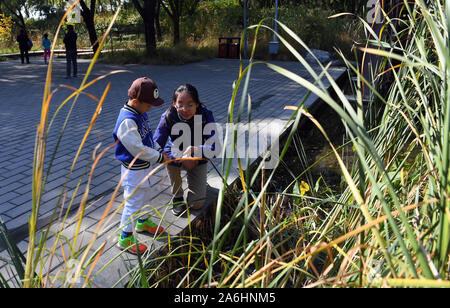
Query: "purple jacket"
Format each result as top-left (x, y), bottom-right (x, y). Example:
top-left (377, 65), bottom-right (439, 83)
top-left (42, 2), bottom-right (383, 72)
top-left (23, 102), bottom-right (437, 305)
top-left (154, 105), bottom-right (217, 166)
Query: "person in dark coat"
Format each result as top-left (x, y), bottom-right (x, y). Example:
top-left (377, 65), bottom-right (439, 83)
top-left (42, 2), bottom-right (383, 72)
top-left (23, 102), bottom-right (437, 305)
top-left (16, 29), bottom-right (30, 64)
top-left (63, 25), bottom-right (78, 78)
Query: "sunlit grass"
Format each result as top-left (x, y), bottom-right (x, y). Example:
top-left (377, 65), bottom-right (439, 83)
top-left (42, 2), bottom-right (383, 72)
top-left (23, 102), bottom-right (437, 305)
top-left (138, 0), bottom-right (450, 288)
top-left (1, 0), bottom-right (449, 288)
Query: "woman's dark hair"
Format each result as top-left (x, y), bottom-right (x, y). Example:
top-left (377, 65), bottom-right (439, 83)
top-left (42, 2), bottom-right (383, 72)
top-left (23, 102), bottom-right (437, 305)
top-left (167, 83), bottom-right (204, 115)
top-left (43, 33), bottom-right (48, 39)
top-left (172, 83), bottom-right (201, 105)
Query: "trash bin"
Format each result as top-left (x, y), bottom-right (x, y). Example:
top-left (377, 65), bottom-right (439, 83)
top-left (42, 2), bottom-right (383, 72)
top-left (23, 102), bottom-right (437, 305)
top-left (228, 38), bottom-right (240, 58)
top-left (218, 37), bottom-right (228, 58)
top-left (218, 37), bottom-right (240, 58)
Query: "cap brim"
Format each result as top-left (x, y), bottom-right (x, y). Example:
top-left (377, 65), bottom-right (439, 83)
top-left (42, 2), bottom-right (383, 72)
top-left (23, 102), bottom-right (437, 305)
top-left (149, 97), bottom-right (165, 107)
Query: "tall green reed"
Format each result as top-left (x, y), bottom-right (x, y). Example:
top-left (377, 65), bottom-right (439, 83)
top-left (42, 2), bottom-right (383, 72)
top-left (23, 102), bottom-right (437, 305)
top-left (22, 0), bottom-right (128, 287)
top-left (149, 0), bottom-right (450, 287)
top-left (4, 0), bottom-right (449, 288)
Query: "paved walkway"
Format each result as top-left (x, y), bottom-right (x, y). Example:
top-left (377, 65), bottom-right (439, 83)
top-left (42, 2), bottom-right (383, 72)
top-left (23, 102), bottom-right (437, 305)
top-left (0, 55), bottom-right (345, 287)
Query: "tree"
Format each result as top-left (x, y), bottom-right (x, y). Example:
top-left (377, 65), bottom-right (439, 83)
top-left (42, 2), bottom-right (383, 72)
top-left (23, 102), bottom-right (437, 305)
top-left (159, 0), bottom-right (199, 45)
top-left (131, 0), bottom-right (157, 55)
top-left (159, 0), bottom-right (180, 45)
top-left (0, 0), bottom-right (29, 30)
top-left (42, 0), bottom-right (99, 53)
top-left (155, 0), bottom-right (161, 41)
top-left (78, 0), bottom-right (99, 53)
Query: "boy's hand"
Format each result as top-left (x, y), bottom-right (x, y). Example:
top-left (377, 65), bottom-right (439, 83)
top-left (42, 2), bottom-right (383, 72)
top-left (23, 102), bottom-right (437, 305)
top-left (161, 152), bottom-right (171, 163)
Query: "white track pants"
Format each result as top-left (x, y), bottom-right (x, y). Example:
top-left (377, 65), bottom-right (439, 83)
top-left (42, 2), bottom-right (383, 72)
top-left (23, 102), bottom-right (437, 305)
top-left (119, 166), bottom-right (151, 233)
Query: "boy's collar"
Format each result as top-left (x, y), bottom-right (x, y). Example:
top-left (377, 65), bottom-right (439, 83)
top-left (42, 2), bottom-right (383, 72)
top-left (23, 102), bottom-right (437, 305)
top-left (124, 102), bottom-right (141, 114)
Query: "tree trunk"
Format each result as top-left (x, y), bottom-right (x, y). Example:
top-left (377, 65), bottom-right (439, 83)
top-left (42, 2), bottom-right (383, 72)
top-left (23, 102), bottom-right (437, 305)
top-left (17, 11), bottom-right (26, 30)
top-left (172, 14), bottom-right (180, 45)
top-left (159, 0), bottom-right (182, 45)
top-left (132, 0), bottom-right (157, 55)
top-left (83, 15), bottom-right (99, 52)
top-left (79, 0), bottom-right (99, 53)
top-left (143, 2), bottom-right (156, 55)
top-left (143, 0), bottom-right (157, 55)
top-left (155, 0), bottom-right (162, 42)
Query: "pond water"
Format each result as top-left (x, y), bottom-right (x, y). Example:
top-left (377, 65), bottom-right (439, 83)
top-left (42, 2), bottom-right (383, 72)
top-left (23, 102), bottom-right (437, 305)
top-left (264, 103), bottom-right (355, 194)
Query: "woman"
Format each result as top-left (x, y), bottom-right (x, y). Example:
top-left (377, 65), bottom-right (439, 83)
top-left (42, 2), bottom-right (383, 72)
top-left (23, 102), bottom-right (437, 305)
top-left (154, 84), bottom-right (217, 216)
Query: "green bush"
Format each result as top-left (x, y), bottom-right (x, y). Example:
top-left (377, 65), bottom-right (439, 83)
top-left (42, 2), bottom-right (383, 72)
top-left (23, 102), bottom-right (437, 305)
top-left (183, 3), bottom-right (361, 59)
top-left (98, 42), bottom-right (216, 65)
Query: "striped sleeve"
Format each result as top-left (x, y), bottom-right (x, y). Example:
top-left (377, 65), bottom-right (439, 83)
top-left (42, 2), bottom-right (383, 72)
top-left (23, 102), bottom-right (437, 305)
top-left (117, 118), bottom-right (163, 164)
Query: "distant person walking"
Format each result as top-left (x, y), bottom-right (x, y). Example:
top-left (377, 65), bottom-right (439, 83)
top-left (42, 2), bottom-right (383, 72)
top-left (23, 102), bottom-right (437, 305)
top-left (16, 29), bottom-right (31, 64)
top-left (42, 33), bottom-right (51, 64)
top-left (63, 25), bottom-right (77, 78)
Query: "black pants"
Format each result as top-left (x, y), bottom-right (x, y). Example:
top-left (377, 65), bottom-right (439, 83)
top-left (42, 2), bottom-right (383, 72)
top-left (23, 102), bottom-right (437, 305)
top-left (66, 50), bottom-right (77, 77)
top-left (19, 48), bottom-right (29, 64)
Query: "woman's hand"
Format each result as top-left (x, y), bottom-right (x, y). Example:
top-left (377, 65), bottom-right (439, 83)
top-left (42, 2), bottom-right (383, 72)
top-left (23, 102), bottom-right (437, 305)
top-left (181, 159), bottom-right (198, 170)
top-left (180, 146), bottom-right (200, 170)
top-left (181, 146), bottom-right (198, 169)
top-left (183, 146), bottom-right (199, 157)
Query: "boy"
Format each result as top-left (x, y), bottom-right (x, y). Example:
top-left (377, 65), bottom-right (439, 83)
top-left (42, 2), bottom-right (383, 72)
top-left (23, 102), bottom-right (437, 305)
top-left (113, 77), bottom-right (169, 254)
